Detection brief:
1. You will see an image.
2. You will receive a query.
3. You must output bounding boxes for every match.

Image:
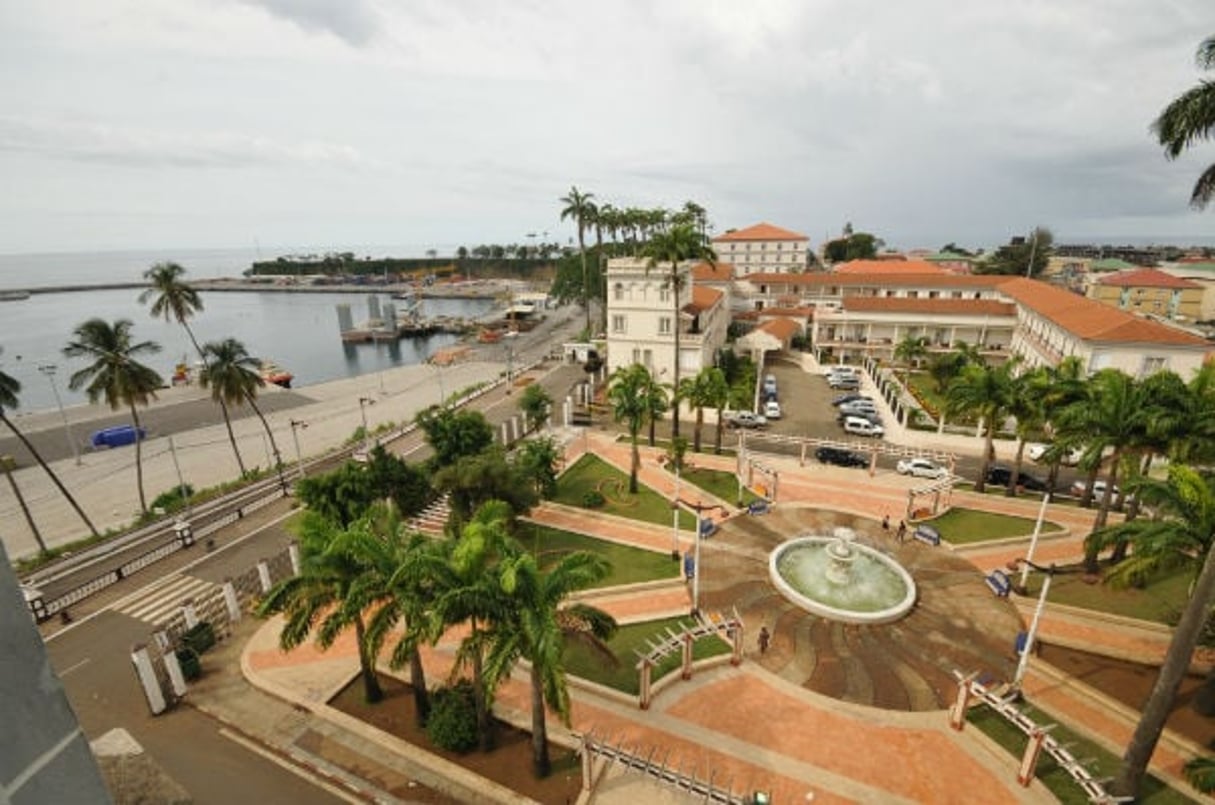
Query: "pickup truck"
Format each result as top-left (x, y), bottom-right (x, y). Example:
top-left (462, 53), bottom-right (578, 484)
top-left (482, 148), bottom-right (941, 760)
top-left (724, 410), bottom-right (768, 429)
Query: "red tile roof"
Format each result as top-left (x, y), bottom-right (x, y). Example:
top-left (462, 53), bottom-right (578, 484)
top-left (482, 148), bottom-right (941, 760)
top-left (998, 278), bottom-right (1209, 346)
top-left (691, 261), bottom-right (734, 282)
top-left (840, 298), bottom-right (1016, 317)
top-left (757, 318), bottom-right (801, 339)
top-left (745, 272), bottom-right (1002, 289)
top-left (712, 222), bottom-right (808, 242)
top-left (834, 260), bottom-right (947, 275)
top-left (1095, 268), bottom-right (1201, 290)
top-left (735, 307), bottom-right (815, 321)
top-left (686, 285), bottom-right (724, 313)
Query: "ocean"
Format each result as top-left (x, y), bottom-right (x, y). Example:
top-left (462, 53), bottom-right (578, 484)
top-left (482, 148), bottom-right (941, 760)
top-left (0, 272), bottom-right (495, 414)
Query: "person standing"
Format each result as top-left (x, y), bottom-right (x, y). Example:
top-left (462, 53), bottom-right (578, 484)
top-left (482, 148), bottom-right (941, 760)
top-left (758, 626), bottom-right (771, 654)
top-left (896, 520), bottom-right (907, 543)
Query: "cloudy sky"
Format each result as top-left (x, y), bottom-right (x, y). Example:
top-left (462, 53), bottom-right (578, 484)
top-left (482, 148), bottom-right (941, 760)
top-left (1, 0), bottom-right (1212, 256)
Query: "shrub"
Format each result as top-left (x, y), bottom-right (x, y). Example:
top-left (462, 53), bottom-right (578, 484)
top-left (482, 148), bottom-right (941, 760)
top-left (581, 490), bottom-right (606, 509)
top-left (426, 681), bottom-right (478, 753)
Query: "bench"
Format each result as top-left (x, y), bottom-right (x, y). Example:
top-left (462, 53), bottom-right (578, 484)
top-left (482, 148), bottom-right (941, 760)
top-left (985, 569), bottom-right (1012, 597)
top-left (747, 500), bottom-right (770, 516)
top-left (913, 525), bottom-right (940, 546)
top-left (698, 519), bottom-right (718, 539)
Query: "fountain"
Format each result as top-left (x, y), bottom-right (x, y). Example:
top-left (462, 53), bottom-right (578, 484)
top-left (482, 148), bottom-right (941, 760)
top-left (769, 527), bottom-right (916, 624)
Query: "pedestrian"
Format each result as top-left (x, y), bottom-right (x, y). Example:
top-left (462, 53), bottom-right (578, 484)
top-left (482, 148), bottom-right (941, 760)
top-left (896, 520), bottom-right (907, 543)
top-left (881, 514), bottom-right (890, 531)
top-left (758, 626), bottom-right (771, 654)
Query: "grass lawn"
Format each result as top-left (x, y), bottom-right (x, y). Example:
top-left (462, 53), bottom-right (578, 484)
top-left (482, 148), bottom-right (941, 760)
top-left (677, 467), bottom-right (761, 508)
top-left (556, 454), bottom-right (696, 529)
top-left (519, 523), bottom-right (679, 587)
top-left (923, 507), bottom-right (1064, 545)
top-left (968, 705), bottom-right (1195, 804)
top-left (563, 616), bottom-right (732, 695)
top-left (1024, 563), bottom-right (1190, 625)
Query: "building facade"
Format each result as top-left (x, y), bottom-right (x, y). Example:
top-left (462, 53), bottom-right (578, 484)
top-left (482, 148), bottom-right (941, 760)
top-left (711, 222), bottom-right (808, 277)
top-left (1087, 268), bottom-right (1203, 322)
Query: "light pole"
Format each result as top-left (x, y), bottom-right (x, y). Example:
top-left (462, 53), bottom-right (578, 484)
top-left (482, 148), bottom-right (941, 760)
top-left (38, 364), bottom-right (80, 465)
top-left (1013, 558), bottom-right (1056, 688)
top-left (289, 419), bottom-right (307, 481)
top-left (504, 343), bottom-right (514, 394)
top-left (358, 396), bottom-right (373, 451)
top-left (671, 455), bottom-right (682, 560)
top-left (1018, 493), bottom-right (1051, 591)
top-left (691, 499), bottom-right (705, 616)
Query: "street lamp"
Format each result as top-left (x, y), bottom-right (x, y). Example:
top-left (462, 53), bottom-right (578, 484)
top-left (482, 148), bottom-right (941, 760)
top-left (289, 419), bottom-right (308, 481)
top-left (38, 364), bottom-right (80, 465)
top-left (1012, 558), bottom-right (1056, 687)
top-left (1018, 493), bottom-right (1052, 591)
top-left (504, 343), bottom-right (514, 394)
top-left (358, 396), bottom-right (374, 451)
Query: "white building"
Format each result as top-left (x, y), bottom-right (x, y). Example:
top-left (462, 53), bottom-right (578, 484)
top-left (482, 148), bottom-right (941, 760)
top-left (604, 258), bottom-right (729, 380)
top-left (711, 222), bottom-right (809, 276)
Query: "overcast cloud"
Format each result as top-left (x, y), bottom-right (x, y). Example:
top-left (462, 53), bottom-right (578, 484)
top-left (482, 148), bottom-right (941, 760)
top-left (0, 0), bottom-right (1211, 255)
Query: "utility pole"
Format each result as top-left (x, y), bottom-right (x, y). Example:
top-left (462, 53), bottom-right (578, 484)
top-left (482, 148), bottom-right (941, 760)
top-left (289, 419), bottom-right (307, 481)
top-left (38, 364), bottom-right (80, 466)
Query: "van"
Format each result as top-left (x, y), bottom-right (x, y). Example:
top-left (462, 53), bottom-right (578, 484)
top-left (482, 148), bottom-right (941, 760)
top-left (843, 416), bottom-right (884, 438)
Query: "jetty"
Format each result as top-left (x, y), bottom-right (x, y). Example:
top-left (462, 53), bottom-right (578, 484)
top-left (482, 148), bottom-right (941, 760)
top-left (336, 295), bottom-right (478, 344)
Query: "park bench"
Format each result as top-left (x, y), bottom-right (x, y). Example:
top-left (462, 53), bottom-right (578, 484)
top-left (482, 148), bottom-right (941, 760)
top-left (913, 524), bottom-right (941, 546)
top-left (985, 569), bottom-right (1012, 597)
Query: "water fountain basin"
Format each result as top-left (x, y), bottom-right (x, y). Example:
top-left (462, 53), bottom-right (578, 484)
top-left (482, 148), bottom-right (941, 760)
top-left (769, 532), bottom-right (917, 624)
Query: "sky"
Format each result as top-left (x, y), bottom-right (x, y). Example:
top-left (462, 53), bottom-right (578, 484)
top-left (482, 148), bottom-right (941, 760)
top-left (0, 0), bottom-right (1212, 257)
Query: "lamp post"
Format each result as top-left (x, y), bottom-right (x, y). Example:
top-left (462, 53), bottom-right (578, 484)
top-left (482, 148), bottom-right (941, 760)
top-left (504, 343), bottom-right (514, 394)
top-left (671, 456), bottom-right (682, 560)
top-left (1019, 493), bottom-right (1052, 591)
top-left (691, 499), bottom-right (705, 616)
top-left (1013, 558), bottom-right (1055, 687)
top-left (289, 419), bottom-right (307, 481)
top-left (358, 396), bottom-right (373, 451)
top-left (38, 363), bottom-right (80, 465)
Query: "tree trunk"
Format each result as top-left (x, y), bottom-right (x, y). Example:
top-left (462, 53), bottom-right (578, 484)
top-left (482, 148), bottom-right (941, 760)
top-left (579, 228), bottom-right (590, 334)
top-left (0, 413), bottom-right (98, 537)
top-left (1080, 464), bottom-right (1100, 508)
top-left (647, 414), bottom-right (656, 447)
top-left (129, 403), bottom-right (148, 514)
top-left (975, 423), bottom-right (994, 494)
top-left (629, 433), bottom-right (640, 494)
top-left (530, 663), bottom-right (550, 778)
top-left (1007, 438), bottom-right (1028, 497)
top-left (184, 320), bottom-right (244, 476)
top-left (246, 393), bottom-right (287, 492)
top-left (1093, 449), bottom-right (1122, 531)
top-left (2, 456), bottom-right (45, 553)
top-left (714, 410), bottom-right (724, 455)
top-left (355, 616), bottom-right (383, 703)
top-left (409, 647), bottom-right (430, 726)
top-left (1114, 542), bottom-right (1215, 798)
top-left (470, 620), bottom-right (494, 751)
top-left (218, 398), bottom-right (247, 477)
top-left (693, 406), bottom-right (704, 453)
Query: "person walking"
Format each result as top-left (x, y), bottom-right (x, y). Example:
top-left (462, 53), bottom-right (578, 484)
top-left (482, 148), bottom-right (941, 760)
top-left (758, 626), bottom-right (771, 654)
top-left (896, 520), bottom-right (907, 543)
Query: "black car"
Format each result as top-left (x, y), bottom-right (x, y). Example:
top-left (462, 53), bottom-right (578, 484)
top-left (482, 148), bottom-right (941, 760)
top-left (815, 446), bottom-right (869, 468)
top-left (985, 465), bottom-right (1047, 491)
top-left (836, 410), bottom-right (882, 425)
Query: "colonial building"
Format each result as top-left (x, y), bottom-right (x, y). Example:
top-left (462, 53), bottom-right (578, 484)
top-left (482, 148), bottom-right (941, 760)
top-left (604, 258), bottom-right (729, 379)
top-left (711, 222), bottom-right (808, 276)
top-left (1087, 267), bottom-right (1203, 322)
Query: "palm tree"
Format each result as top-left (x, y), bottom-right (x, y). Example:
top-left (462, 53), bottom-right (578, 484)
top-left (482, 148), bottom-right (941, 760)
top-left (607, 364), bottom-right (654, 494)
top-left (943, 359), bottom-right (1016, 494)
top-left (64, 318), bottom-right (163, 514)
top-left (141, 262), bottom-right (245, 476)
top-left (1037, 356), bottom-right (1089, 493)
top-left (200, 338), bottom-right (286, 491)
top-left (1003, 366), bottom-right (1049, 497)
top-left (893, 334), bottom-right (929, 378)
top-left (1, 455), bottom-right (43, 553)
top-left (681, 366), bottom-right (726, 454)
top-left (701, 367), bottom-right (729, 454)
top-left (256, 511), bottom-right (384, 703)
top-left (0, 356), bottom-right (99, 540)
top-left (559, 186), bottom-right (595, 333)
top-left (1153, 35), bottom-right (1215, 209)
top-left (640, 223), bottom-right (717, 439)
top-left (640, 369), bottom-right (668, 448)
top-left (486, 548), bottom-right (617, 777)
top-left (1088, 466), bottom-right (1215, 798)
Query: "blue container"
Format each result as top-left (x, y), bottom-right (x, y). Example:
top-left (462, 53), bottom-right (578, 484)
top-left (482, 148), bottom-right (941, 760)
top-left (90, 425), bottom-right (146, 448)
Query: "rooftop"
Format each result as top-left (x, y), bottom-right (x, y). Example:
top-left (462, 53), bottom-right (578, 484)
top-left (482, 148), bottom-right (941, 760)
top-left (834, 260), bottom-right (948, 275)
top-left (840, 297), bottom-right (1016, 317)
top-left (1096, 268), bottom-right (1202, 290)
top-left (712, 222), bottom-right (808, 243)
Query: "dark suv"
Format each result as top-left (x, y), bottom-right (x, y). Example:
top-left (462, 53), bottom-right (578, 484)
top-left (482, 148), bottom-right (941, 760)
top-left (815, 446), bottom-right (869, 468)
top-left (985, 465), bottom-right (1047, 491)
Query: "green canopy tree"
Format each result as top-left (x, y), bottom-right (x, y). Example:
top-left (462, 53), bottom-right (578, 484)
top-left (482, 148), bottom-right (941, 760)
top-left (416, 407), bottom-right (494, 471)
top-left (518, 383), bottom-right (553, 433)
top-left (515, 436), bottom-right (561, 499)
top-left (680, 366), bottom-right (727, 454)
top-left (0, 353), bottom-right (99, 541)
top-left (1153, 35), bottom-right (1215, 208)
top-left (640, 223), bottom-right (717, 440)
top-left (486, 548), bottom-right (617, 777)
top-left (64, 318), bottom-right (163, 514)
top-left (433, 446), bottom-right (538, 530)
top-left (200, 338), bottom-right (287, 491)
top-left (296, 462), bottom-right (378, 528)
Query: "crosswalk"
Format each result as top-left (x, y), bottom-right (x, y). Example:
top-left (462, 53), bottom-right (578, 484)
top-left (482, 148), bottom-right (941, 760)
top-left (112, 573), bottom-right (219, 628)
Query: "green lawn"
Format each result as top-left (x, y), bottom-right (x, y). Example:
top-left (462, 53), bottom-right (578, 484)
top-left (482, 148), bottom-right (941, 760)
top-left (923, 507), bottom-right (1064, 545)
top-left (1024, 563), bottom-right (1191, 624)
top-left (968, 705), bottom-right (1195, 804)
top-left (678, 467), bottom-right (761, 508)
top-left (563, 616), bottom-right (732, 695)
top-left (519, 523), bottom-right (679, 588)
top-left (556, 454), bottom-right (696, 529)
top-left (906, 371), bottom-right (948, 419)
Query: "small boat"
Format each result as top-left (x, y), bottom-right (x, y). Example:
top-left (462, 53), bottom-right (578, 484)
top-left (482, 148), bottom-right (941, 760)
top-left (259, 360), bottom-right (294, 388)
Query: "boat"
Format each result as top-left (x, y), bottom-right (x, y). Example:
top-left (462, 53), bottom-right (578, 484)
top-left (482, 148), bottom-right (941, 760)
top-left (259, 360), bottom-right (294, 388)
top-left (0, 290), bottom-right (30, 301)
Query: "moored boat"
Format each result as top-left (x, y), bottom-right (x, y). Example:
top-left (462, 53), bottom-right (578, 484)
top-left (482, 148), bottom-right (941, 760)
top-left (259, 360), bottom-right (294, 388)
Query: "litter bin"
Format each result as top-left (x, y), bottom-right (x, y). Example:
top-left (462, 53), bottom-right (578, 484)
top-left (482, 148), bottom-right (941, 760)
top-left (176, 648), bottom-right (201, 681)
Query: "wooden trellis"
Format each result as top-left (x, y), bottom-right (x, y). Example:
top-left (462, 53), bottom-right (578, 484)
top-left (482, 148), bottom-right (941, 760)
top-left (633, 609), bottom-right (744, 709)
top-left (579, 730), bottom-right (750, 804)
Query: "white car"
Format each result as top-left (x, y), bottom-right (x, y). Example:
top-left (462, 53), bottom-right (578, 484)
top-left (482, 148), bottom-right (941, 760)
top-left (1070, 479), bottom-right (1120, 499)
top-left (764, 400), bottom-right (782, 419)
top-left (1027, 443), bottom-right (1083, 466)
top-left (843, 416), bottom-right (884, 438)
top-left (896, 458), bottom-right (948, 479)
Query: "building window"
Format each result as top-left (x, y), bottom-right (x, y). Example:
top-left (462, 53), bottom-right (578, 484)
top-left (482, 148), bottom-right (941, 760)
top-left (643, 349), bottom-right (653, 368)
top-left (612, 315), bottom-right (626, 333)
top-left (614, 283), bottom-right (624, 301)
top-left (659, 286), bottom-right (671, 303)
top-left (659, 317), bottom-right (672, 334)
top-left (1141, 356), bottom-right (1166, 376)
top-left (632, 348), bottom-right (641, 363)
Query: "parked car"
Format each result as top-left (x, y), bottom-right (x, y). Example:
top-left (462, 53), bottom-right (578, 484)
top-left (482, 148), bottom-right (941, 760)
top-left (725, 410), bottom-right (767, 429)
top-left (896, 458), bottom-right (948, 479)
top-left (91, 425), bottom-right (147, 449)
top-left (838, 410), bottom-right (882, 425)
top-left (831, 393), bottom-right (871, 407)
top-left (986, 465), bottom-right (1047, 491)
top-left (838, 400), bottom-right (877, 417)
top-left (764, 400), bottom-right (782, 419)
top-left (763, 374), bottom-right (778, 396)
top-left (843, 416), bottom-right (884, 437)
top-left (828, 374), bottom-right (860, 390)
top-left (1070, 479), bottom-right (1120, 499)
top-left (1027, 442), bottom-right (1083, 466)
top-left (815, 446), bottom-right (869, 468)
